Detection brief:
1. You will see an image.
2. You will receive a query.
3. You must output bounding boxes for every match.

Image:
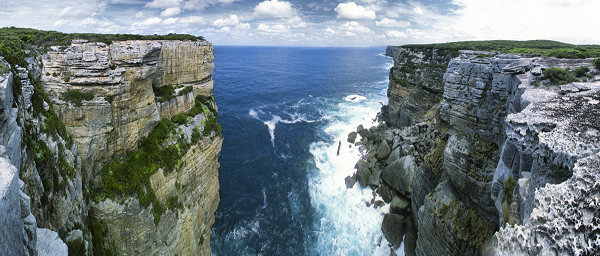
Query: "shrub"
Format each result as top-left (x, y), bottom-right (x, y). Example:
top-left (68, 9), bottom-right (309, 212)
top-left (191, 126), bottom-right (201, 144)
top-left (543, 67), bottom-right (575, 85)
top-left (503, 175), bottom-right (517, 199)
top-left (166, 195), bottom-right (183, 211)
top-left (63, 89), bottom-right (94, 107)
top-left (152, 84), bottom-right (175, 102)
top-left (574, 66), bottom-right (590, 77)
top-left (172, 113), bottom-right (188, 125)
top-left (592, 58), bottom-right (600, 69)
top-left (177, 86), bottom-right (193, 96)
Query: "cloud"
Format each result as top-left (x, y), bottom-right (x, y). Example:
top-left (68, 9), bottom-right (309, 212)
top-left (163, 17), bottom-right (178, 24)
top-left (160, 7), bottom-right (181, 17)
top-left (432, 0), bottom-right (600, 43)
top-left (376, 18), bottom-right (410, 27)
top-left (132, 17), bottom-right (162, 27)
top-left (183, 0), bottom-right (240, 10)
top-left (384, 30), bottom-right (407, 38)
top-left (413, 7), bottom-right (423, 15)
top-left (213, 14), bottom-right (239, 26)
top-left (334, 2), bottom-right (376, 20)
top-left (145, 0), bottom-right (181, 8)
top-left (287, 16), bottom-right (307, 28)
top-left (179, 16), bottom-right (205, 24)
top-left (257, 23), bottom-right (290, 33)
top-left (253, 0), bottom-right (296, 18)
top-left (236, 23), bottom-right (251, 30)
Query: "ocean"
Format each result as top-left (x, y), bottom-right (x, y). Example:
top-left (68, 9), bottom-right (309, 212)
top-left (210, 46), bottom-right (397, 256)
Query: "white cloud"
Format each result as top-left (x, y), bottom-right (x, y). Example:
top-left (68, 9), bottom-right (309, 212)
top-left (163, 17), bottom-right (178, 24)
top-left (413, 7), bottom-right (423, 15)
top-left (253, 0), bottom-right (296, 18)
top-left (434, 0), bottom-right (600, 43)
top-left (183, 0), bottom-right (240, 10)
top-left (132, 17), bottom-right (162, 27)
top-left (135, 11), bottom-right (144, 18)
top-left (385, 30), bottom-right (407, 38)
top-left (334, 2), bottom-right (376, 20)
top-left (257, 23), bottom-right (290, 33)
top-left (160, 7), bottom-right (181, 17)
top-left (220, 26), bottom-right (231, 33)
top-left (287, 16), bottom-right (307, 28)
top-left (325, 27), bottom-right (336, 34)
top-left (376, 18), bottom-right (410, 27)
top-left (236, 23), bottom-right (251, 30)
top-left (213, 14), bottom-right (239, 26)
top-left (145, 0), bottom-right (181, 8)
top-left (179, 16), bottom-right (205, 24)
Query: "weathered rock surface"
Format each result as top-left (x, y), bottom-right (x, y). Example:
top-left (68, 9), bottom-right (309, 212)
top-left (41, 40), bottom-right (214, 175)
top-left (93, 135), bottom-right (222, 255)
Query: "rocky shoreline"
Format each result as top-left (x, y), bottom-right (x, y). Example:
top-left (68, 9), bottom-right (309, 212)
top-left (348, 47), bottom-right (600, 255)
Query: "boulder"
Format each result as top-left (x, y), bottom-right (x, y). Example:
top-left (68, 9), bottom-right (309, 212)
top-left (381, 213), bottom-right (406, 249)
top-left (382, 155), bottom-right (416, 194)
top-left (390, 195), bottom-right (410, 215)
top-left (376, 140), bottom-right (391, 160)
top-left (347, 131), bottom-right (358, 143)
top-left (368, 169), bottom-right (382, 187)
top-left (344, 175), bottom-right (356, 189)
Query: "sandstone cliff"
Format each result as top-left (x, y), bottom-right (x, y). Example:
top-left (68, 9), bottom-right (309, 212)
top-left (351, 45), bottom-right (600, 255)
top-left (0, 30), bottom-right (221, 256)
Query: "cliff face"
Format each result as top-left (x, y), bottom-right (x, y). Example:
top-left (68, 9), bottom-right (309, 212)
top-left (41, 40), bottom-right (214, 175)
top-left (353, 46), bottom-right (600, 255)
top-left (0, 37), bottom-right (221, 256)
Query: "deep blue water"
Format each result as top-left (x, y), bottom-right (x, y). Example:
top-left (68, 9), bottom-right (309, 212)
top-left (211, 46), bottom-right (395, 255)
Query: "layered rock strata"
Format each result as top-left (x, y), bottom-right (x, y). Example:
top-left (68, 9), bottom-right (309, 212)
top-left (0, 37), bottom-right (221, 256)
top-left (351, 47), bottom-right (600, 255)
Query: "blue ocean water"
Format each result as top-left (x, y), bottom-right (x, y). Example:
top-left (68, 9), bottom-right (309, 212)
top-left (211, 46), bottom-right (396, 255)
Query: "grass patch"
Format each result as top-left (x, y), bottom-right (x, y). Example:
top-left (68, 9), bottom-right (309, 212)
top-left (152, 84), bottom-right (175, 103)
top-left (63, 89), bottom-right (94, 107)
top-left (503, 175), bottom-right (517, 199)
top-left (543, 67), bottom-right (576, 85)
top-left (574, 66), bottom-right (590, 77)
top-left (592, 58), bottom-right (600, 69)
top-left (66, 237), bottom-right (86, 256)
top-left (177, 85), bottom-right (193, 96)
top-left (166, 195), bottom-right (183, 212)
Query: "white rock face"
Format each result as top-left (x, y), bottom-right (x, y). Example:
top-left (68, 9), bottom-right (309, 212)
top-left (0, 157), bottom-right (24, 256)
top-left (36, 228), bottom-right (68, 256)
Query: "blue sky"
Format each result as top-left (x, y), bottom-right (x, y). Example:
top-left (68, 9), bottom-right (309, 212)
top-left (1, 0), bottom-right (599, 46)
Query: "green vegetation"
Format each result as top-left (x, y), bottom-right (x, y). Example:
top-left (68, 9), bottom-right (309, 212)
top-left (592, 58), bottom-right (600, 69)
top-left (424, 136), bottom-right (446, 175)
top-left (166, 195), bottom-right (183, 211)
top-left (94, 94), bottom-right (220, 225)
top-left (172, 113), bottom-right (189, 125)
top-left (63, 89), bottom-right (94, 107)
top-left (152, 84), bottom-right (175, 103)
top-left (543, 67), bottom-right (576, 85)
top-left (0, 26), bottom-right (204, 68)
top-left (66, 237), bottom-right (86, 256)
top-left (401, 40), bottom-right (600, 59)
top-left (503, 175), bottom-right (517, 199)
top-left (87, 216), bottom-right (113, 256)
top-left (191, 126), bottom-right (201, 144)
top-left (433, 200), bottom-right (494, 248)
top-left (178, 85), bottom-right (193, 96)
top-left (574, 66), bottom-right (590, 77)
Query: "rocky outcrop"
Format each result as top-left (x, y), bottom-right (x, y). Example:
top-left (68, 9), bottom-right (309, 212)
top-left (382, 46), bottom-right (456, 128)
top-left (495, 84), bottom-right (600, 255)
top-left (0, 35), bottom-right (220, 256)
top-left (41, 40), bottom-right (214, 176)
top-left (351, 46), bottom-right (600, 256)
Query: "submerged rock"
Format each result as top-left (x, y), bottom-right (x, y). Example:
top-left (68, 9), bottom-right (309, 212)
top-left (382, 213), bottom-right (406, 249)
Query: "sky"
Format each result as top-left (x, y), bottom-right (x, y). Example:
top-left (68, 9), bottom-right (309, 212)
top-left (0, 0), bottom-right (599, 46)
